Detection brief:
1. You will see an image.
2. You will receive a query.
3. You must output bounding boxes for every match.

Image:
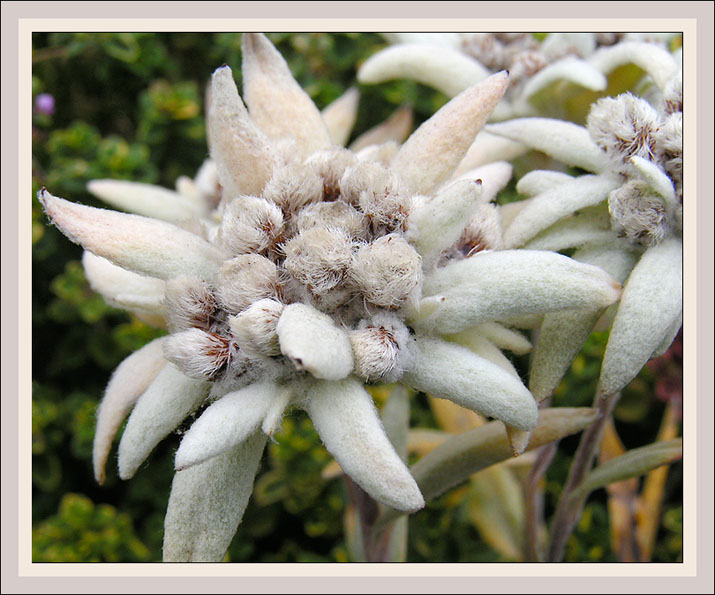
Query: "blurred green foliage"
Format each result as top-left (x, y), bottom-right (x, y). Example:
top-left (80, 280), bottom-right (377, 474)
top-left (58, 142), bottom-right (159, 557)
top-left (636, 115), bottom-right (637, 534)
top-left (31, 32), bottom-right (681, 563)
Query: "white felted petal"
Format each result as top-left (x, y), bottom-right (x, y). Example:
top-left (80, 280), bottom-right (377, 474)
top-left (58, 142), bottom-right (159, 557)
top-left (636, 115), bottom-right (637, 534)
top-left (503, 175), bottom-right (621, 248)
top-left (207, 65), bottom-right (277, 199)
top-left (418, 250), bottom-right (621, 334)
top-left (117, 364), bottom-right (208, 480)
top-left (652, 312), bottom-right (682, 359)
top-left (403, 337), bottom-right (538, 431)
top-left (175, 382), bottom-right (288, 470)
top-left (163, 430), bottom-right (267, 562)
top-left (82, 251), bottom-right (167, 321)
top-left (262, 385), bottom-right (293, 438)
top-left (454, 131), bottom-right (528, 174)
top-left (589, 41), bottom-right (679, 90)
top-left (93, 338), bottom-right (167, 484)
top-left (322, 87), bottom-right (359, 147)
top-left (87, 179), bottom-right (206, 223)
top-left (520, 57), bottom-right (607, 102)
top-left (392, 72), bottom-right (509, 194)
top-left (447, 330), bottom-right (520, 378)
top-left (463, 322), bottom-right (532, 355)
top-left (357, 43), bottom-right (490, 98)
top-left (451, 161), bottom-right (513, 203)
top-left (630, 156), bottom-right (677, 205)
top-left (40, 190), bottom-right (225, 282)
top-left (486, 119), bottom-right (608, 173)
top-left (516, 170), bottom-right (574, 197)
top-left (349, 105), bottom-right (413, 152)
top-left (528, 245), bottom-right (638, 402)
top-left (305, 378), bottom-right (424, 512)
top-left (598, 237), bottom-right (682, 397)
top-left (276, 303), bottom-right (353, 380)
top-left (242, 33), bottom-right (331, 155)
top-left (523, 218), bottom-right (615, 252)
top-left (408, 179), bottom-right (484, 268)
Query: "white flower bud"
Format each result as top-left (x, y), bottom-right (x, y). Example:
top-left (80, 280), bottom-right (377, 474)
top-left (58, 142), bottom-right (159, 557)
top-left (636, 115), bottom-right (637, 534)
top-left (350, 313), bottom-right (412, 383)
top-left (216, 254), bottom-right (281, 314)
top-left (656, 112), bottom-right (682, 201)
top-left (305, 147), bottom-right (358, 201)
top-left (294, 200), bottom-right (369, 240)
top-left (262, 163), bottom-right (323, 213)
top-left (586, 93), bottom-right (661, 174)
top-left (229, 298), bottom-right (284, 357)
top-left (164, 328), bottom-right (236, 380)
top-left (608, 180), bottom-right (669, 246)
top-left (283, 227), bottom-right (354, 296)
top-left (456, 203), bottom-right (505, 256)
top-left (218, 195), bottom-right (284, 256)
top-left (163, 276), bottom-right (217, 332)
top-left (662, 75), bottom-right (682, 115)
top-left (351, 234), bottom-right (422, 308)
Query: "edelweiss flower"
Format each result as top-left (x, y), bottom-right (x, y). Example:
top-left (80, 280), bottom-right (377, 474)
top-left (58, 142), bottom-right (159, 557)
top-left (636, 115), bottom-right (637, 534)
top-left (481, 50), bottom-right (683, 405)
top-left (39, 33), bottom-right (622, 562)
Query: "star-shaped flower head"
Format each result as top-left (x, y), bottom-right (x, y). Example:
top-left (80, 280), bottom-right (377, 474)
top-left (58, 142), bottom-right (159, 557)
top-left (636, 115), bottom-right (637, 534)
top-left (39, 33), bottom-right (622, 562)
top-left (481, 45), bottom-right (682, 405)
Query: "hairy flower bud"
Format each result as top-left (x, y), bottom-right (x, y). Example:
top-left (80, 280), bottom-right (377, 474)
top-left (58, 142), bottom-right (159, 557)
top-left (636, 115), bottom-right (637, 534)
top-left (216, 254), bottom-right (281, 314)
top-left (262, 163), bottom-right (323, 213)
top-left (656, 112), bottom-right (682, 201)
top-left (163, 276), bottom-right (217, 332)
top-left (306, 147), bottom-right (358, 201)
top-left (164, 328), bottom-right (236, 380)
top-left (350, 313), bottom-right (412, 383)
top-left (608, 180), bottom-right (669, 246)
top-left (218, 195), bottom-right (284, 255)
top-left (294, 200), bottom-right (369, 240)
top-left (229, 298), bottom-right (284, 357)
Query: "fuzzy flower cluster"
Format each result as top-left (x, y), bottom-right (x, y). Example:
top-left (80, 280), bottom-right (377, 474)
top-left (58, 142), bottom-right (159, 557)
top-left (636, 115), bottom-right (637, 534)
top-left (39, 33), bottom-right (627, 562)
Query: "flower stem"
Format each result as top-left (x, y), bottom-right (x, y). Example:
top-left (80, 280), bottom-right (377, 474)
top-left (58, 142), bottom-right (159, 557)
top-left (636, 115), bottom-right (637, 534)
top-left (524, 442), bottom-right (557, 562)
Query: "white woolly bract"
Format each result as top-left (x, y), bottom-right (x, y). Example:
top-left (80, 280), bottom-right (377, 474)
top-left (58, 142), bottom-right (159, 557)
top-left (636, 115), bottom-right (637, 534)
top-left (294, 201), bottom-right (369, 240)
top-left (417, 250), bottom-right (621, 333)
top-left (207, 66), bottom-right (276, 199)
top-left (504, 175), bottom-right (621, 248)
top-left (349, 105), bottom-right (413, 152)
top-left (241, 33), bottom-right (331, 156)
top-left (408, 179), bottom-right (483, 268)
top-left (82, 251), bottom-right (166, 323)
top-left (349, 313), bottom-right (412, 383)
top-left (276, 303), bottom-right (354, 380)
top-left (463, 322), bottom-right (532, 355)
top-left (93, 337), bottom-right (167, 484)
top-left (589, 41), bottom-right (679, 91)
top-left (403, 336), bottom-right (538, 431)
top-left (515, 170), bottom-right (573, 197)
top-left (357, 43), bottom-right (490, 98)
top-left (523, 207), bottom-right (614, 252)
top-left (87, 179), bottom-right (206, 223)
top-left (454, 131), bottom-right (527, 174)
top-left (457, 202), bottom-right (505, 253)
top-left (485, 119), bottom-right (608, 173)
top-left (216, 254), bottom-right (280, 314)
top-left (447, 330), bottom-right (520, 379)
top-left (218, 195), bottom-right (284, 256)
top-left (629, 156), bottom-right (676, 205)
top-left (175, 381), bottom-right (285, 470)
top-left (528, 245), bottom-right (638, 402)
top-left (519, 57), bottom-right (606, 102)
top-left (351, 234), bottom-right (423, 308)
top-left (451, 161), bottom-right (513, 203)
top-left (392, 71), bottom-right (509, 194)
top-left (163, 328), bottom-right (234, 380)
top-left (262, 384), bottom-right (294, 437)
top-left (117, 364), bottom-right (208, 480)
top-left (607, 180), bottom-right (670, 246)
top-left (321, 87), bottom-right (359, 147)
top-left (229, 298), bottom-right (283, 357)
top-left (598, 236), bottom-right (682, 397)
top-left (40, 190), bottom-right (225, 282)
top-left (262, 163), bottom-right (323, 213)
top-left (163, 276), bottom-right (216, 332)
top-left (163, 430), bottom-right (267, 562)
top-left (304, 378), bottom-right (425, 512)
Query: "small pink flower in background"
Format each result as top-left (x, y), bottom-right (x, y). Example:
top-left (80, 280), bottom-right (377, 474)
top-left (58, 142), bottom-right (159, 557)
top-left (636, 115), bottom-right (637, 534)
top-left (34, 93), bottom-right (55, 116)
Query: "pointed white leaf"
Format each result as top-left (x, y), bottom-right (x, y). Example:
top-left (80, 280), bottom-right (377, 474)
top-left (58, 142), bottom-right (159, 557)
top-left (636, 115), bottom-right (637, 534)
top-left (381, 386), bottom-right (410, 461)
top-left (451, 161), bottom-right (513, 203)
top-left (207, 65), bottom-right (277, 199)
top-left (523, 208), bottom-right (615, 252)
top-left (261, 385), bottom-right (293, 438)
top-left (357, 43), bottom-right (490, 98)
top-left (651, 311), bottom-right (682, 359)
top-left (459, 322), bottom-right (532, 355)
top-left (630, 156), bottom-right (677, 205)
top-left (321, 87), bottom-right (359, 147)
top-left (276, 303), bottom-right (354, 380)
top-left (503, 175), bottom-right (621, 248)
top-left (598, 237), bottom-right (682, 397)
top-left (117, 364), bottom-right (208, 480)
top-left (516, 170), bottom-right (574, 197)
top-left (392, 72), bottom-right (509, 194)
top-left (454, 131), bottom-right (528, 174)
top-left (520, 57), bottom-right (607, 102)
top-left (447, 331), bottom-right (520, 378)
top-left (486, 119), bottom-right (608, 173)
top-left (404, 336), bottom-right (538, 431)
top-left (305, 378), bottom-right (424, 512)
top-left (418, 250), bottom-right (621, 333)
top-left (349, 105), bottom-right (413, 152)
top-left (408, 178), bottom-right (484, 268)
top-left (86, 179), bottom-right (206, 223)
top-left (175, 381), bottom-right (290, 470)
top-left (93, 338), bottom-right (167, 484)
top-left (40, 189), bottom-right (225, 282)
top-left (589, 41), bottom-right (679, 90)
top-left (242, 33), bottom-right (331, 155)
top-left (505, 425), bottom-right (531, 457)
top-left (163, 430), bottom-right (267, 562)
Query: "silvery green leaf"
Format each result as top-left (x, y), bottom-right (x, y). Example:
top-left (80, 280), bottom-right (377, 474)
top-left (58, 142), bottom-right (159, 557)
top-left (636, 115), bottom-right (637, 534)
top-left (446, 330), bottom-right (520, 378)
top-left (403, 336), bottom-right (538, 431)
top-left (515, 170), bottom-right (574, 197)
top-left (321, 87), bottom-right (359, 147)
top-left (522, 207), bottom-right (615, 252)
top-left (454, 131), bottom-right (528, 174)
top-left (163, 430), bottom-right (267, 562)
top-left (598, 237), bottom-right (683, 397)
top-left (118, 364), bottom-right (209, 480)
top-left (520, 57), bottom-right (607, 101)
top-left (93, 338), bottom-right (167, 485)
top-left (458, 322), bottom-right (532, 355)
top-left (305, 378), bottom-right (424, 513)
top-left (589, 41), bottom-right (679, 90)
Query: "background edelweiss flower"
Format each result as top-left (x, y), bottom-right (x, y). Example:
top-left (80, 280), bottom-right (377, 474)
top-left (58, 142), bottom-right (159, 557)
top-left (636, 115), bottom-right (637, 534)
top-left (39, 33), bottom-right (631, 564)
